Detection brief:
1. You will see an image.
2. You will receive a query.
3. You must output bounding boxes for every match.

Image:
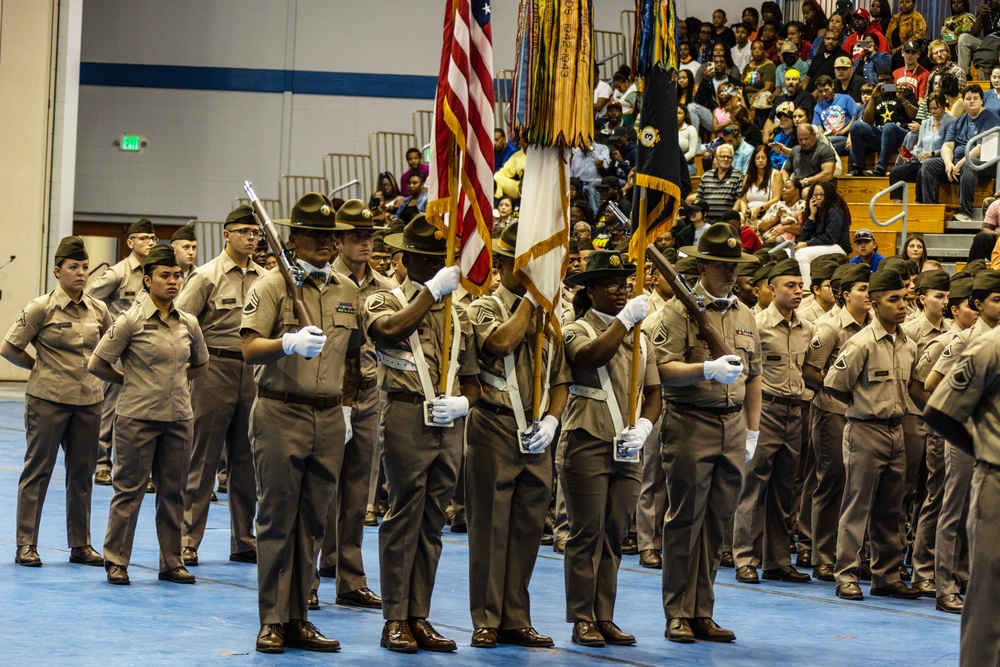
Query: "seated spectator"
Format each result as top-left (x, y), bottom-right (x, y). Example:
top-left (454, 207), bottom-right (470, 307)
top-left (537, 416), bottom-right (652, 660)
top-left (689, 143), bottom-right (743, 222)
top-left (900, 233), bottom-right (928, 268)
top-left (926, 40), bottom-right (967, 104)
top-left (374, 170), bottom-right (405, 212)
top-left (956, 0), bottom-right (1000, 73)
top-left (985, 64), bottom-right (1000, 115)
top-left (732, 105), bottom-right (763, 148)
top-left (804, 30), bottom-right (850, 92)
top-left (720, 210), bottom-right (762, 253)
top-left (795, 181), bottom-right (852, 285)
top-left (888, 92), bottom-right (954, 200)
top-left (982, 191), bottom-right (1000, 231)
top-left (767, 103), bottom-right (798, 170)
top-left (569, 176), bottom-right (583, 201)
top-left (679, 41), bottom-right (701, 80)
top-left (775, 42), bottom-right (809, 95)
top-left (494, 128), bottom-right (518, 172)
top-left (741, 7), bottom-right (760, 41)
top-left (800, 0), bottom-right (828, 44)
top-left (677, 106), bottom-right (700, 175)
top-left (570, 141), bottom-right (611, 213)
top-left (848, 67), bottom-right (918, 176)
top-left (894, 41), bottom-right (930, 99)
top-left (853, 36), bottom-right (893, 85)
top-left (731, 22), bottom-right (752, 72)
top-left (699, 41), bottom-right (742, 85)
top-left (677, 69), bottom-right (697, 112)
top-left (736, 144), bottom-right (782, 222)
top-left (761, 2), bottom-right (782, 26)
top-left (793, 106), bottom-right (844, 177)
top-left (783, 21), bottom-right (813, 62)
top-left (783, 122), bottom-right (838, 188)
top-left (711, 9), bottom-right (736, 47)
top-left (493, 148), bottom-right (526, 199)
top-left (758, 178), bottom-right (805, 244)
top-left (885, 0), bottom-right (927, 64)
top-left (672, 197), bottom-right (710, 247)
top-left (743, 40), bottom-right (776, 121)
top-left (848, 228), bottom-right (886, 271)
top-left (941, 1), bottom-right (975, 48)
top-left (813, 75), bottom-right (857, 154)
top-left (843, 8), bottom-right (890, 60)
top-left (593, 63), bottom-right (613, 114)
top-left (759, 21), bottom-right (782, 63)
top-left (611, 70), bottom-right (638, 125)
top-left (398, 147), bottom-right (430, 195)
top-left (696, 22), bottom-right (716, 64)
top-left (723, 123), bottom-right (755, 175)
top-left (571, 218), bottom-right (594, 250)
top-left (493, 196), bottom-right (516, 236)
top-left (396, 172), bottom-right (428, 224)
top-left (807, 11), bottom-right (845, 61)
top-left (594, 176), bottom-right (632, 228)
top-left (969, 230), bottom-right (999, 262)
top-left (691, 54), bottom-right (742, 136)
top-left (596, 100), bottom-right (624, 142)
top-left (763, 70), bottom-right (814, 140)
top-left (833, 55), bottom-right (866, 102)
top-left (917, 84), bottom-right (1000, 222)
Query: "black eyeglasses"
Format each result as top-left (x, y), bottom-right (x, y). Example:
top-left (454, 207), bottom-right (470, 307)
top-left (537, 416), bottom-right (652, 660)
top-left (595, 281), bottom-right (629, 294)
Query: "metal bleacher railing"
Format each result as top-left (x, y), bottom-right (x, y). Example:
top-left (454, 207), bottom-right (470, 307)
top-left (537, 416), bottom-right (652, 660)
top-left (323, 153), bottom-right (372, 203)
top-left (413, 110), bottom-right (434, 154)
top-left (593, 29), bottom-right (626, 80)
top-left (369, 131), bottom-right (418, 198)
top-left (868, 183), bottom-right (909, 255)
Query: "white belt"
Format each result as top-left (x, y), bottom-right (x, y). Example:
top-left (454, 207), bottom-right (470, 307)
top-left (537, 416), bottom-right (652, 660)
top-left (376, 350), bottom-right (417, 371)
top-left (391, 286), bottom-right (460, 403)
top-left (569, 384), bottom-right (607, 400)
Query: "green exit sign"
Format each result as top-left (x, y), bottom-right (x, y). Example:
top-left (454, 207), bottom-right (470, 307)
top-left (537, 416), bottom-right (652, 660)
top-left (120, 135), bottom-right (141, 151)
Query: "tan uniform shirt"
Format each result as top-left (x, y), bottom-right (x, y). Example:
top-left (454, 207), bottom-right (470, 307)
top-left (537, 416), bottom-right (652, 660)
top-left (467, 284), bottom-right (564, 411)
top-left (560, 285), bottom-right (579, 326)
top-left (900, 312), bottom-right (950, 413)
top-left (174, 251), bottom-right (263, 350)
top-left (931, 317), bottom-right (995, 380)
top-left (94, 298), bottom-right (209, 421)
top-left (562, 308), bottom-right (659, 442)
top-left (915, 328), bottom-right (964, 383)
top-left (85, 254), bottom-right (148, 317)
top-left (824, 318), bottom-right (918, 421)
top-left (755, 302), bottom-right (814, 399)
top-left (5, 287), bottom-right (112, 405)
top-left (241, 269), bottom-right (365, 397)
top-left (798, 297), bottom-right (832, 324)
top-left (652, 283), bottom-right (762, 409)
top-left (363, 277), bottom-right (478, 397)
top-left (333, 256), bottom-right (394, 381)
top-left (806, 307), bottom-right (871, 415)
top-left (925, 325), bottom-right (1000, 465)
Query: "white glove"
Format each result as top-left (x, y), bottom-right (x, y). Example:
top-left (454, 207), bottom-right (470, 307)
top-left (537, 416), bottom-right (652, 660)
top-left (620, 417), bottom-right (654, 453)
top-left (615, 294), bottom-right (649, 331)
top-left (525, 415), bottom-right (559, 454)
top-left (343, 406), bottom-right (353, 444)
top-left (425, 265), bottom-right (461, 301)
top-left (745, 429), bottom-right (759, 462)
top-left (282, 325), bottom-right (327, 358)
top-left (703, 354), bottom-right (744, 385)
top-left (431, 395), bottom-right (469, 425)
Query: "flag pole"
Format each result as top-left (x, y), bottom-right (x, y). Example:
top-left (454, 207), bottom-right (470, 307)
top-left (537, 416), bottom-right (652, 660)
top-left (531, 308), bottom-right (545, 421)
top-left (439, 145), bottom-right (460, 395)
top-left (626, 185), bottom-right (648, 427)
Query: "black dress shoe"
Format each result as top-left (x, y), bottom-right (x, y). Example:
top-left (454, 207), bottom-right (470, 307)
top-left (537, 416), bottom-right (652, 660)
top-left (318, 565), bottom-right (337, 578)
top-left (450, 522), bottom-right (467, 533)
top-left (381, 620), bottom-right (419, 653)
top-left (692, 618), bottom-right (735, 642)
top-left (813, 564), bottom-right (836, 581)
top-left (621, 535), bottom-right (639, 555)
top-left (640, 549), bottom-right (662, 569)
top-left (936, 593), bottom-right (964, 614)
top-left (94, 469), bottom-right (112, 486)
top-left (471, 627), bottom-right (497, 648)
top-left (229, 550), bottom-right (257, 564)
top-left (376, 501), bottom-right (389, 517)
top-left (871, 581), bottom-right (922, 599)
top-left (159, 566), bottom-right (196, 584)
top-left (912, 579), bottom-right (936, 597)
top-left (106, 564), bottom-right (130, 585)
top-left (256, 623), bottom-right (284, 653)
top-left (336, 587), bottom-right (382, 609)
top-left (283, 620), bottom-right (340, 652)
top-left (665, 618), bottom-right (694, 643)
top-left (572, 621), bottom-right (605, 647)
top-left (308, 590), bottom-right (319, 610)
top-left (409, 618), bottom-right (457, 652)
top-left (899, 564), bottom-right (912, 581)
top-left (69, 545), bottom-right (104, 566)
top-left (365, 510), bottom-right (378, 526)
top-left (859, 561), bottom-right (872, 581)
top-left (720, 551), bottom-right (734, 567)
top-left (217, 480), bottom-right (227, 494)
top-left (15, 545), bottom-right (42, 567)
top-left (497, 627), bottom-right (554, 647)
top-left (736, 565), bottom-right (759, 583)
top-left (597, 621), bottom-right (635, 646)
top-left (763, 565), bottom-right (811, 583)
top-left (182, 546), bottom-right (198, 566)
top-left (795, 548), bottom-right (812, 567)
top-left (836, 582), bottom-right (864, 600)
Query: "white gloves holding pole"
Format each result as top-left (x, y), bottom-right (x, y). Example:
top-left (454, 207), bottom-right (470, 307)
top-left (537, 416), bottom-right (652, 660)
top-left (525, 415), bottom-right (559, 453)
top-left (620, 417), bottom-right (654, 453)
top-left (703, 355), bottom-right (744, 384)
top-left (282, 325), bottom-right (327, 358)
top-left (431, 395), bottom-right (469, 425)
top-left (425, 266), bottom-right (461, 301)
top-left (615, 294), bottom-right (649, 331)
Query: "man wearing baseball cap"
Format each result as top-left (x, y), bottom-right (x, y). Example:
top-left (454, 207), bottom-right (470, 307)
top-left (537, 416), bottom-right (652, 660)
top-left (894, 41), bottom-right (929, 99)
top-left (776, 41), bottom-right (808, 93)
top-left (842, 8), bottom-right (890, 63)
top-left (833, 56), bottom-right (865, 102)
top-left (848, 229), bottom-right (885, 272)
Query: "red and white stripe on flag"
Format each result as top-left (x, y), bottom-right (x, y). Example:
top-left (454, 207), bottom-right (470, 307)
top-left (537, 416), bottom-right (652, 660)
top-left (426, 0), bottom-right (495, 292)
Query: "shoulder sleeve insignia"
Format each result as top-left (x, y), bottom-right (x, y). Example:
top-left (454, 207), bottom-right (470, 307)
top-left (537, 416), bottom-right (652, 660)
top-left (564, 331), bottom-right (577, 344)
top-left (366, 292), bottom-right (386, 310)
top-left (949, 357), bottom-right (975, 391)
top-left (941, 344), bottom-right (953, 359)
top-left (243, 291), bottom-right (259, 315)
top-left (833, 354), bottom-right (848, 370)
top-left (810, 336), bottom-right (822, 348)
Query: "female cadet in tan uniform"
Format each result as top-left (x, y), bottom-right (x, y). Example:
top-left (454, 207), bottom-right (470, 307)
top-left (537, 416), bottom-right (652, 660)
top-left (559, 249), bottom-right (660, 647)
top-left (2, 237), bottom-right (112, 567)
top-left (89, 244), bottom-right (209, 586)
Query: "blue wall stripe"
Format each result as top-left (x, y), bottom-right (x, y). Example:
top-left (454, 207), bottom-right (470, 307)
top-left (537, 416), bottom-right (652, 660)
top-left (80, 63), bottom-right (438, 100)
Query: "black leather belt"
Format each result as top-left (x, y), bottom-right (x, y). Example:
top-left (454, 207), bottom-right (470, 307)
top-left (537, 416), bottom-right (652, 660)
top-left (762, 393), bottom-right (798, 406)
top-left (857, 416), bottom-right (903, 428)
top-left (207, 346), bottom-right (244, 361)
top-left (358, 377), bottom-right (377, 391)
top-left (673, 402), bottom-right (742, 416)
top-left (387, 391), bottom-right (425, 404)
top-left (475, 402), bottom-right (530, 420)
top-left (258, 388), bottom-right (342, 408)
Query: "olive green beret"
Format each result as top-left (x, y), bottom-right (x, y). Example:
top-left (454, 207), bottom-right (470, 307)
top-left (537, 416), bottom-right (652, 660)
top-left (877, 255), bottom-right (910, 276)
top-left (738, 258), bottom-right (763, 278)
top-left (963, 259), bottom-right (988, 276)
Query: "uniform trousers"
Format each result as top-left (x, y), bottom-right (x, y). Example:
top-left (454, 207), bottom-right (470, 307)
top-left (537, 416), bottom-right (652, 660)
top-left (379, 398), bottom-right (463, 621)
top-left (961, 463), bottom-right (1000, 666)
top-left (182, 356), bottom-right (256, 554)
top-left (734, 400), bottom-right (802, 569)
top-left (250, 396), bottom-right (345, 624)
top-left (96, 381), bottom-right (121, 473)
top-left (810, 407), bottom-right (847, 567)
top-left (834, 420), bottom-right (906, 588)
top-left (366, 390), bottom-right (389, 514)
top-left (466, 406), bottom-right (552, 630)
top-left (791, 401), bottom-right (816, 551)
top-left (935, 443), bottom-right (974, 597)
top-left (558, 428), bottom-right (641, 623)
top-left (661, 406), bottom-right (745, 619)
top-left (103, 415), bottom-right (191, 572)
top-left (17, 396), bottom-right (100, 547)
top-left (636, 411), bottom-right (666, 553)
top-left (900, 414), bottom-right (926, 552)
top-left (911, 431), bottom-right (946, 583)
top-left (319, 383), bottom-right (380, 595)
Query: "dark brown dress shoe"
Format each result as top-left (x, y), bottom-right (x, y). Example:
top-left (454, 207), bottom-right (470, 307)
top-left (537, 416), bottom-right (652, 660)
top-left (640, 549), bottom-right (662, 569)
top-left (15, 545), bottom-right (41, 567)
top-left (211, 491), bottom-right (218, 502)
top-left (859, 561), bottom-right (872, 581)
top-left (692, 618), bottom-right (735, 642)
top-left (836, 582), bottom-right (864, 600)
top-left (106, 564), bottom-right (130, 585)
top-left (736, 565), bottom-right (759, 583)
top-left (936, 593), bottom-right (964, 614)
top-left (795, 548), bottom-right (812, 567)
top-left (665, 618), bottom-right (694, 643)
top-left (871, 581), bottom-right (922, 599)
top-left (497, 627), bottom-right (554, 647)
top-left (540, 534), bottom-right (554, 546)
top-left (94, 469), bottom-right (112, 486)
top-left (450, 522), bottom-right (467, 533)
top-left (376, 501), bottom-right (389, 517)
top-left (912, 580), bottom-right (936, 597)
top-left (381, 620), bottom-right (419, 653)
top-left (409, 618), bottom-right (457, 652)
top-left (336, 587), bottom-right (382, 609)
top-left (471, 627), bottom-right (497, 648)
top-left (572, 621), bottom-right (605, 647)
top-left (317, 565), bottom-right (337, 579)
top-left (621, 535), bottom-right (639, 555)
top-left (69, 545), bottom-right (104, 566)
top-left (229, 550), bottom-right (257, 564)
top-left (283, 620), bottom-right (340, 652)
top-left (763, 566), bottom-right (811, 583)
top-left (596, 621), bottom-right (635, 646)
top-left (899, 564), bottom-right (911, 581)
top-left (365, 510), bottom-right (378, 526)
top-left (158, 566), bottom-right (196, 584)
top-left (256, 623), bottom-right (284, 653)
top-left (308, 590), bottom-right (320, 610)
top-left (217, 480), bottom-right (227, 494)
top-left (720, 551), bottom-right (734, 567)
top-left (813, 564), bottom-right (836, 581)
top-left (182, 546), bottom-right (198, 566)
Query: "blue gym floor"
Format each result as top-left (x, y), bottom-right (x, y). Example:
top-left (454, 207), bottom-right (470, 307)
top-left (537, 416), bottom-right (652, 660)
top-left (0, 385), bottom-right (960, 666)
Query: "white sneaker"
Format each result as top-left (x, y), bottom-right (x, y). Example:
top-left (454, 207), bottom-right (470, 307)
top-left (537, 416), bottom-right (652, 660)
top-left (953, 212), bottom-right (972, 222)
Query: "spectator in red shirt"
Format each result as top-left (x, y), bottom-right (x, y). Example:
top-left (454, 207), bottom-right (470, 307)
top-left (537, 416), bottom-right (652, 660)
top-left (843, 9), bottom-right (890, 62)
top-left (398, 147), bottom-right (430, 195)
top-left (894, 41), bottom-right (930, 99)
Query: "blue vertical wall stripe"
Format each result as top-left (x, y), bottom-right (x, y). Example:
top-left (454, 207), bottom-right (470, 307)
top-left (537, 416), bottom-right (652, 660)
top-left (80, 62), bottom-right (438, 100)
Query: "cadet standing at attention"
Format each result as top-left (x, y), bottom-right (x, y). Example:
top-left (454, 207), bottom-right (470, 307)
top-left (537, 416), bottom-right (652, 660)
top-left (88, 244), bottom-right (209, 586)
top-left (170, 222), bottom-right (198, 283)
top-left (2, 237), bottom-right (112, 567)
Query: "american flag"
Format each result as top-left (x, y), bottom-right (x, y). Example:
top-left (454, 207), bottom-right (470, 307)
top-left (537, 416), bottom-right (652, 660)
top-left (426, 0), bottom-right (495, 291)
